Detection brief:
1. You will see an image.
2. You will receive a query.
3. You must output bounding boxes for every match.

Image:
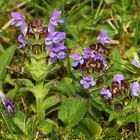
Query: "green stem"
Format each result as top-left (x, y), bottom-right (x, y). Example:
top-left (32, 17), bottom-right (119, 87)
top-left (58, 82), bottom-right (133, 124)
top-left (94, 0), bottom-right (104, 20)
top-left (0, 108), bottom-right (15, 139)
top-left (34, 81), bottom-right (45, 125)
top-left (91, 0), bottom-right (94, 17)
top-left (36, 96), bottom-right (45, 125)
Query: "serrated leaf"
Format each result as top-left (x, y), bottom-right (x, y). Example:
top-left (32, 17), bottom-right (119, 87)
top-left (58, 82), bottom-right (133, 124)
top-left (58, 98), bottom-right (88, 126)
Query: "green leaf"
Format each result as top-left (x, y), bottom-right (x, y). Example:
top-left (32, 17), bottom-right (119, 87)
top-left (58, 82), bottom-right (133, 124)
top-left (4, 73), bottom-right (15, 86)
top-left (21, 79), bottom-right (35, 89)
top-left (20, 79), bottom-right (35, 94)
top-left (80, 118), bottom-right (102, 138)
top-left (121, 0), bottom-right (131, 11)
top-left (91, 99), bottom-right (112, 114)
top-left (44, 95), bottom-right (61, 111)
top-left (6, 85), bottom-right (19, 99)
top-left (125, 112), bottom-right (140, 124)
top-left (108, 111), bottom-right (118, 122)
top-left (43, 81), bottom-right (53, 96)
top-left (38, 119), bottom-right (57, 135)
top-left (134, 12), bottom-right (140, 46)
top-left (12, 111), bottom-right (27, 135)
top-left (135, 0), bottom-right (140, 8)
top-left (111, 48), bottom-right (122, 71)
top-left (58, 98), bottom-right (88, 126)
top-left (55, 77), bottom-right (78, 96)
top-left (0, 44), bottom-right (4, 54)
top-left (0, 45), bottom-right (16, 80)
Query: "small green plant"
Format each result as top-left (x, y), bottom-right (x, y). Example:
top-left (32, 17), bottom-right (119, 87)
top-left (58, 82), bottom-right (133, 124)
top-left (0, 1), bottom-right (140, 139)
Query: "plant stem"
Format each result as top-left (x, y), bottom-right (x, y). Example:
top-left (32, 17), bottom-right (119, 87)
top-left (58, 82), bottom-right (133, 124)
top-left (94, 0), bottom-right (104, 20)
top-left (35, 81), bottom-right (45, 125)
top-left (36, 96), bottom-right (45, 125)
top-left (0, 108), bottom-right (15, 139)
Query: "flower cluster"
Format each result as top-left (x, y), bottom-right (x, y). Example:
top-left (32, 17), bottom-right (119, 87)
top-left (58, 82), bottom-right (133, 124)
top-left (45, 31), bottom-right (66, 63)
top-left (71, 31), bottom-right (108, 72)
top-left (71, 31), bottom-right (108, 89)
top-left (45, 11), bottom-right (66, 63)
top-left (11, 11), bottom-right (66, 63)
top-left (100, 74), bottom-right (129, 110)
top-left (100, 74), bottom-right (140, 110)
top-left (100, 74), bottom-right (128, 99)
top-left (0, 91), bottom-right (14, 116)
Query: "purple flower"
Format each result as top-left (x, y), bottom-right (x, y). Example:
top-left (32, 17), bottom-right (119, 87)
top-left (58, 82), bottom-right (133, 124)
top-left (94, 53), bottom-right (104, 61)
top-left (130, 82), bottom-right (140, 96)
top-left (49, 43), bottom-right (66, 63)
top-left (80, 76), bottom-right (96, 89)
top-left (48, 11), bottom-right (64, 32)
top-left (113, 74), bottom-right (124, 84)
top-left (0, 91), bottom-right (14, 116)
top-left (97, 30), bottom-right (109, 45)
top-left (49, 51), bottom-right (66, 64)
top-left (100, 88), bottom-right (112, 99)
top-left (5, 99), bottom-right (14, 116)
top-left (18, 34), bottom-right (27, 48)
top-left (94, 53), bottom-right (107, 67)
top-left (82, 48), bottom-right (94, 59)
top-left (132, 53), bottom-right (140, 68)
top-left (51, 51), bottom-right (66, 60)
top-left (45, 31), bottom-right (66, 46)
top-left (11, 12), bottom-right (27, 36)
top-left (52, 43), bottom-right (66, 52)
top-left (71, 54), bottom-right (84, 68)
